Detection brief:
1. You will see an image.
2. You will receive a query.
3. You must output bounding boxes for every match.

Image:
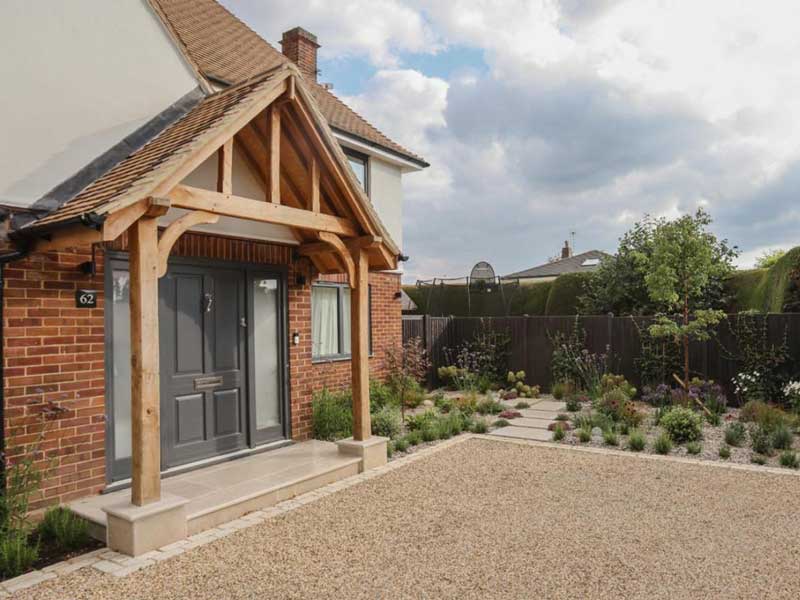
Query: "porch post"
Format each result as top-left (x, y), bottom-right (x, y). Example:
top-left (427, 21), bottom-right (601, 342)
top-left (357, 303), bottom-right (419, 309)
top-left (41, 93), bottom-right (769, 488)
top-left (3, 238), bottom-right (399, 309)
top-left (350, 247), bottom-right (371, 440)
top-left (129, 216), bottom-right (161, 506)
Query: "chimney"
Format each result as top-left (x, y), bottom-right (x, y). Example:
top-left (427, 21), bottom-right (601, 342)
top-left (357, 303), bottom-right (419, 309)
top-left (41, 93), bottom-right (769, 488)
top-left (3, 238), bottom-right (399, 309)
top-left (281, 27), bottom-right (320, 81)
top-left (561, 240), bottom-right (572, 259)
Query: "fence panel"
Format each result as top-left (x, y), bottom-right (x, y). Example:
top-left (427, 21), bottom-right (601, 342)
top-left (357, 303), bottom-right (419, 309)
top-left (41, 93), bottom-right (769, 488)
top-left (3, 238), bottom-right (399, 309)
top-left (402, 313), bottom-right (800, 395)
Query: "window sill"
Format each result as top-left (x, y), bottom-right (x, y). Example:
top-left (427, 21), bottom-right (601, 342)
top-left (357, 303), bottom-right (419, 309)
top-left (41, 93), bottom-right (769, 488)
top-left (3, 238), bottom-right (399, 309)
top-left (312, 354), bottom-right (374, 365)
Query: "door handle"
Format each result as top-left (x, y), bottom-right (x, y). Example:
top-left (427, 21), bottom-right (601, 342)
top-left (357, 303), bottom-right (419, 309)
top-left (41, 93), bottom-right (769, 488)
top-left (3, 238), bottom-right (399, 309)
top-left (204, 292), bottom-right (213, 313)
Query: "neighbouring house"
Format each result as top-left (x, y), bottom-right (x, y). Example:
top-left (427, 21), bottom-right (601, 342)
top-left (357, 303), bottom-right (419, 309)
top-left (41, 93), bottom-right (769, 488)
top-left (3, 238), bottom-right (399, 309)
top-left (504, 242), bottom-right (610, 284)
top-left (0, 0), bottom-right (426, 554)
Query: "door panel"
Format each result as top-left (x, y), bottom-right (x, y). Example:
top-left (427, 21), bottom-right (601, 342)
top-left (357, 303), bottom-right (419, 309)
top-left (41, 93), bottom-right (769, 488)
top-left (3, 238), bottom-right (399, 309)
top-left (161, 264), bottom-right (247, 468)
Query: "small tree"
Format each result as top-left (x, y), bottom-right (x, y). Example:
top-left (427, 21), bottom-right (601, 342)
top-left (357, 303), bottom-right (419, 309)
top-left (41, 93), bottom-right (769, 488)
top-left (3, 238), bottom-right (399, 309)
top-left (385, 337), bottom-right (429, 421)
top-left (645, 209), bottom-right (737, 388)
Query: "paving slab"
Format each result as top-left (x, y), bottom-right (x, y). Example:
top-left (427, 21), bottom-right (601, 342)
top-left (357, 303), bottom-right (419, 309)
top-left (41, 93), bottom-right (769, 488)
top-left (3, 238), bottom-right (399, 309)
top-left (505, 417), bottom-right (553, 430)
top-left (530, 400), bottom-right (568, 412)
top-left (488, 426), bottom-right (553, 442)
top-left (518, 408), bottom-right (561, 420)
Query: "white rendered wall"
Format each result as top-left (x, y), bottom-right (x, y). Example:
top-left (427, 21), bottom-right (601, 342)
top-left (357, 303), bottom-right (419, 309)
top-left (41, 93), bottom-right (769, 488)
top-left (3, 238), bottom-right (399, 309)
top-left (368, 157), bottom-right (403, 252)
top-left (0, 0), bottom-right (199, 207)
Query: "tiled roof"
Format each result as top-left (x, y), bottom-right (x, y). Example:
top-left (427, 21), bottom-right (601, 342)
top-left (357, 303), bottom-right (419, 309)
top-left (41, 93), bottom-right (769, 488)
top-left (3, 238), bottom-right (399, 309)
top-left (26, 70), bottom-right (286, 229)
top-left (504, 250), bottom-right (611, 279)
top-left (150, 0), bottom-right (427, 166)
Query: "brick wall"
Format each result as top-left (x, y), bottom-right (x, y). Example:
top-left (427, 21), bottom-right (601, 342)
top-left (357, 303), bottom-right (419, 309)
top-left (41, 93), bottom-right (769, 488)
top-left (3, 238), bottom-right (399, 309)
top-left (3, 231), bottom-right (402, 507)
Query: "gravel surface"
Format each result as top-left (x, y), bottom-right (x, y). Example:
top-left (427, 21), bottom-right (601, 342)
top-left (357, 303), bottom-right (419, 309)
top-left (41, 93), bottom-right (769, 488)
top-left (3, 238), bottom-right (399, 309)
top-left (15, 438), bottom-right (800, 599)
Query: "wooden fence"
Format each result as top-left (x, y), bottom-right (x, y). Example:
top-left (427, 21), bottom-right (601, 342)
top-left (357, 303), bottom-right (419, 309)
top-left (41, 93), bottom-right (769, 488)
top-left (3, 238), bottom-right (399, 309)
top-left (402, 314), bottom-right (800, 393)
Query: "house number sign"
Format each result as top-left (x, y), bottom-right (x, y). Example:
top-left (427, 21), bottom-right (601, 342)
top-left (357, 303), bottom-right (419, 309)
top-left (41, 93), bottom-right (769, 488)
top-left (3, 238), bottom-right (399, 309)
top-left (75, 289), bottom-right (98, 308)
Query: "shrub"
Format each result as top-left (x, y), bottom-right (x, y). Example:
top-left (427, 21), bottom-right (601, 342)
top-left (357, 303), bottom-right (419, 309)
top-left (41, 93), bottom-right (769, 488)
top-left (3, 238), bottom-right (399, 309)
top-left (551, 381), bottom-right (572, 400)
top-left (751, 454), bottom-right (767, 465)
top-left (600, 374), bottom-right (636, 399)
top-left (724, 422), bottom-right (747, 447)
top-left (312, 388), bottom-right (352, 441)
top-left (779, 450), bottom-right (799, 469)
top-left (653, 433), bottom-right (673, 454)
top-left (660, 407), bottom-right (703, 443)
top-left (0, 533), bottom-right (38, 579)
top-left (555, 413), bottom-right (569, 422)
top-left (688, 379), bottom-right (728, 415)
top-left (393, 437), bottom-right (410, 453)
top-left (406, 410), bottom-right (438, 432)
top-left (434, 394), bottom-right (453, 413)
top-left (437, 423), bottom-right (452, 440)
top-left (492, 419), bottom-right (510, 428)
top-left (750, 425), bottom-right (774, 456)
top-left (642, 384), bottom-right (672, 407)
top-left (603, 430), bottom-right (618, 446)
top-left (771, 424), bottom-right (794, 450)
top-left (705, 412), bottom-right (721, 426)
top-left (476, 398), bottom-right (504, 415)
top-left (578, 427), bottom-right (592, 443)
top-left (371, 406), bottom-right (403, 439)
top-left (369, 379), bottom-right (397, 410)
top-left (406, 430), bottom-right (422, 446)
top-left (565, 395), bottom-right (582, 412)
top-left (590, 412), bottom-right (615, 434)
top-left (617, 421), bottom-right (630, 436)
top-left (386, 442), bottom-right (394, 459)
top-left (597, 388), bottom-right (643, 427)
top-left (686, 441), bottom-right (702, 455)
top-left (552, 424), bottom-right (565, 441)
top-left (454, 392), bottom-right (479, 415)
top-left (740, 400), bottom-right (791, 431)
top-left (421, 426), bottom-right (438, 442)
top-left (718, 445), bottom-right (731, 459)
top-left (515, 401), bottom-right (530, 409)
top-left (38, 507), bottom-right (89, 552)
top-left (498, 409), bottom-right (522, 420)
top-left (471, 420), bottom-right (488, 434)
top-left (628, 430), bottom-right (646, 451)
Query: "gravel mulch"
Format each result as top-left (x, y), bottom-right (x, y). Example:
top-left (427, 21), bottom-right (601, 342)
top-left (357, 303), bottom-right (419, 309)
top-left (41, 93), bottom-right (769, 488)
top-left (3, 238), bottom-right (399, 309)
top-left (13, 438), bottom-right (800, 599)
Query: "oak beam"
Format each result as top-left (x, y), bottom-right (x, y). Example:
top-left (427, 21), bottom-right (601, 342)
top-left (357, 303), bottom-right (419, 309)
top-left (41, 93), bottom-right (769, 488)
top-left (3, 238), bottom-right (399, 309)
top-left (298, 232), bottom-right (355, 287)
top-left (267, 106), bottom-right (281, 204)
top-left (350, 247), bottom-right (371, 441)
top-left (168, 185), bottom-right (359, 237)
top-left (129, 216), bottom-right (161, 506)
top-left (217, 139), bottom-right (233, 194)
top-left (309, 157), bottom-right (320, 213)
top-left (156, 211), bottom-right (219, 277)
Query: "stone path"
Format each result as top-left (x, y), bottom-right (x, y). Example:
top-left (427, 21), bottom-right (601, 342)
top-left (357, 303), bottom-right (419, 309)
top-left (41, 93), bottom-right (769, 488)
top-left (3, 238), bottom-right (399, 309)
top-left (488, 396), bottom-right (567, 442)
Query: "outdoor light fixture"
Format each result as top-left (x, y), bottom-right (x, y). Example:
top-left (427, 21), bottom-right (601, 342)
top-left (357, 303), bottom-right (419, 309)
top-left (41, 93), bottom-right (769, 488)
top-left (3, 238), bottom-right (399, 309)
top-left (394, 291), bottom-right (402, 299)
top-left (296, 274), bottom-right (307, 286)
top-left (292, 331), bottom-right (300, 346)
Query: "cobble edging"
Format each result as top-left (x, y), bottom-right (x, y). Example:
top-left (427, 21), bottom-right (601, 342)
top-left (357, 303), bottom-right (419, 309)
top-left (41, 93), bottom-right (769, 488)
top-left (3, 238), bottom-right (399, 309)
top-left (0, 435), bottom-right (473, 596)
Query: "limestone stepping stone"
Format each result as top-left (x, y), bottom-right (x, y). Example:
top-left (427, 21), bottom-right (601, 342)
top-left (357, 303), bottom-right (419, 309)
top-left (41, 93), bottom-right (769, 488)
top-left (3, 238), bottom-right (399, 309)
top-left (518, 408), bottom-right (561, 420)
top-left (505, 417), bottom-right (553, 430)
top-left (488, 426), bottom-right (552, 442)
top-left (530, 399), bottom-right (568, 412)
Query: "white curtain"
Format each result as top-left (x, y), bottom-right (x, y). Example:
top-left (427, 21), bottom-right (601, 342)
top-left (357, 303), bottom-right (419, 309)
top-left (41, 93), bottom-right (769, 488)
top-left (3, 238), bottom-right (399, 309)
top-left (312, 286), bottom-right (339, 357)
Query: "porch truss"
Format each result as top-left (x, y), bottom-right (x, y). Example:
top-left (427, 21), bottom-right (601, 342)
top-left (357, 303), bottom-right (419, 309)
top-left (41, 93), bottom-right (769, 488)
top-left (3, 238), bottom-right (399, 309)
top-left (18, 64), bottom-right (393, 509)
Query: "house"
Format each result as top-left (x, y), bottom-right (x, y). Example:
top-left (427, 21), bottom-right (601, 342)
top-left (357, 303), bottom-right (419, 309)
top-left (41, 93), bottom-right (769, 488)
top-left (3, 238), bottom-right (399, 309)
top-left (504, 242), bottom-right (609, 284)
top-left (0, 0), bottom-right (426, 555)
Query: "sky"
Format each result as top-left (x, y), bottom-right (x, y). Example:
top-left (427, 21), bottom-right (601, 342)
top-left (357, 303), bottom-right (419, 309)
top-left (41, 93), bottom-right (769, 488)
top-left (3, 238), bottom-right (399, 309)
top-left (223, 0), bottom-right (800, 282)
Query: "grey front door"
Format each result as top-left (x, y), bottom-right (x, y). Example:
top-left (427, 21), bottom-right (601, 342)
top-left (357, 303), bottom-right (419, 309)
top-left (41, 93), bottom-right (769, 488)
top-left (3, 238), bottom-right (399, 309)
top-left (159, 263), bottom-right (248, 468)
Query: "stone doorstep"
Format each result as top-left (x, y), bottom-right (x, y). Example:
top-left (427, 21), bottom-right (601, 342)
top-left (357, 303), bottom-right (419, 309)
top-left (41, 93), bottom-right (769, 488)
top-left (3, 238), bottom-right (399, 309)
top-left (0, 434), bottom-right (475, 595)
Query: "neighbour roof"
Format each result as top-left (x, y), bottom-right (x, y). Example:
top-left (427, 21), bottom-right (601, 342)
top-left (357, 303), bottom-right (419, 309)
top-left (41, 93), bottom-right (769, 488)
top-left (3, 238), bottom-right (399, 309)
top-left (149, 0), bottom-right (428, 167)
top-left (505, 250), bottom-right (611, 279)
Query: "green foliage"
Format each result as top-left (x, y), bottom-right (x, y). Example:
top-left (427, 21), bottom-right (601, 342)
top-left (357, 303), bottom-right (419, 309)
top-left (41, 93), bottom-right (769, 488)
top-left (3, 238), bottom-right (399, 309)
top-left (726, 246), bottom-right (800, 313)
top-left (369, 379), bottom-right (397, 411)
top-left (514, 401), bottom-right (530, 409)
top-left (599, 374), bottom-right (636, 399)
top-left (718, 445), bottom-right (731, 459)
top-left (578, 426), bottom-right (592, 443)
top-left (476, 398), bottom-right (504, 415)
top-left (38, 507), bottom-right (89, 553)
top-left (565, 394), bottom-right (583, 412)
top-left (739, 400), bottom-right (792, 431)
top-left (0, 533), bottom-right (38, 579)
top-left (421, 426), bottom-right (438, 442)
top-left (492, 419), bottom-right (510, 428)
top-left (751, 454), bottom-right (767, 465)
top-left (771, 424), bottom-right (794, 450)
top-left (405, 430), bottom-right (422, 446)
top-left (386, 442), bottom-right (394, 459)
top-left (596, 388), bottom-right (642, 426)
top-left (602, 430), bottom-right (618, 446)
top-left (749, 425), bottom-right (774, 456)
top-left (686, 441), bottom-right (702, 455)
top-left (659, 407), bottom-right (703, 443)
top-left (551, 382), bottom-right (569, 400)
top-left (779, 450), bottom-right (799, 469)
top-left (549, 318), bottom-right (611, 393)
top-left (371, 406), bottom-right (403, 439)
top-left (635, 322), bottom-right (683, 387)
top-left (628, 429), bottom-right (646, 451)
top-left (724, 422), bottom-right (747, 447)
top-left (755, 249), bottom-right (787, 270)
top-left (545, 273), bottom-right (592, 315)
top-left (552, 424), bottom-right (565, 441)
top-left (471, 420), bottom-right (488, 434)
top-left (312, 388), bottom-right (352, 441)
top-left (393, 438), bottom-right (409, 453)
top-left (403, 280), bottom-right (553, 317)
top-left (653, 432), bottom-right (673, 454)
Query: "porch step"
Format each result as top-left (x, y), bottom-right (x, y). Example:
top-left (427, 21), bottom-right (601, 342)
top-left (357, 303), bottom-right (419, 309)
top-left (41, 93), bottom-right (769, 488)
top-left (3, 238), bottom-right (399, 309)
top-left (70, 440), bottom-right (361, 541)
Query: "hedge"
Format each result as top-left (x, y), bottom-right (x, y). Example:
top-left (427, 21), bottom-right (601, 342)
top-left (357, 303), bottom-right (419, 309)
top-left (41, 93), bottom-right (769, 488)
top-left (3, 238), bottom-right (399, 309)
top-left (403, 280), bottom-right (554, 317)
top-left (725, 246), bottom-right (800, 313)
top-left (544, 272), bottom-right (591, 315)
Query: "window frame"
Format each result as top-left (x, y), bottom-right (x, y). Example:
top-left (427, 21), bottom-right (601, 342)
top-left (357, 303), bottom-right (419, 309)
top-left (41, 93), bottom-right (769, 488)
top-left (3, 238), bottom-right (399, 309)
top-left (343, 147), bottom-right (369, 195)
top-left (311, 281), bottom-right (372, 362)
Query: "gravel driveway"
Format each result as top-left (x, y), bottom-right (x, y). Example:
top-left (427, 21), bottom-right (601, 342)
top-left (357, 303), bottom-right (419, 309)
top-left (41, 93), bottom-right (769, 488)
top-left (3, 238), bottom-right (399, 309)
top-left (14, 437), bottom-right (800, 599)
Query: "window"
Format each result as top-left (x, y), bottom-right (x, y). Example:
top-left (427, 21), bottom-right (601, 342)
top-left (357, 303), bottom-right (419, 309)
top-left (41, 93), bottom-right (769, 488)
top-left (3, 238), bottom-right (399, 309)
top-left (343, 147), bottom-right (368, 193)
top-left (311, 283), bottom-right (371, 359)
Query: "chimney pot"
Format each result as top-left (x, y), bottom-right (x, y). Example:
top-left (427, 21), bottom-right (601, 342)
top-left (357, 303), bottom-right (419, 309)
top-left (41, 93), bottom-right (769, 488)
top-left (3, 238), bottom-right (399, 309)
top-left (281, 26), bottom-right (320, 81)
top-left (561, 241), bottom-right (572, 259)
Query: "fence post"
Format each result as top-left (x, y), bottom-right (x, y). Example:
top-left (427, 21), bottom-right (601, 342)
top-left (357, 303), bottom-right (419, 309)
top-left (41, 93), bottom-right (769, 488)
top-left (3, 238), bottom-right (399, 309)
top-left (607, 312), bottom-right (614, 355)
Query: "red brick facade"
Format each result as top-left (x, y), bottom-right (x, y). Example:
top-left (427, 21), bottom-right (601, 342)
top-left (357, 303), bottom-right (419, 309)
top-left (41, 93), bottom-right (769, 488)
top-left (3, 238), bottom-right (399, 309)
top-left (2, 232), bottom-right (401, 510)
